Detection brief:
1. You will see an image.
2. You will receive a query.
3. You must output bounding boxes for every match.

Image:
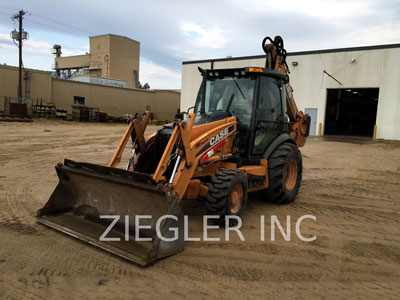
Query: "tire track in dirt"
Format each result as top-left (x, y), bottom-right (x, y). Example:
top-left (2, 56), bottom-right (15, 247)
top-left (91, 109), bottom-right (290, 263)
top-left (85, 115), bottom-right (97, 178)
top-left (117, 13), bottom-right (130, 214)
top-left (342, 241), bottom-right (400, 264)
top-left (0, 182), bottom-right (42, 236)
top-left (157, 241), bottom-right (334, 283)
top-left (1, 122), bottom-right (400, 299)
top-left (0, 186), bottom-right (36, 235)
top-left (304, 180), bottom-right (398, 202)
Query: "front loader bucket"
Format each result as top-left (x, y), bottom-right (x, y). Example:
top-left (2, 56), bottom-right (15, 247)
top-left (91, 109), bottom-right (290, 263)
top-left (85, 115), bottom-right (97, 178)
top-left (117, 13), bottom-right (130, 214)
top-left (37, 160), bottom-right (184, 266)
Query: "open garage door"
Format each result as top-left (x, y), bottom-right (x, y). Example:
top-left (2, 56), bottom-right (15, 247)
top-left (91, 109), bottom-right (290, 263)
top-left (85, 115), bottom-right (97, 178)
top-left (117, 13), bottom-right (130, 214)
top-left (324, 88), bottom-right (379, 137)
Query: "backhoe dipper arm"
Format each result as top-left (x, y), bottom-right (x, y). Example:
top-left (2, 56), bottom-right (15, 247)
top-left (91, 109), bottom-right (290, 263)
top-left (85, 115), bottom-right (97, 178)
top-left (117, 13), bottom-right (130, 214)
top-left (262, 36), bottom-right (310, 146)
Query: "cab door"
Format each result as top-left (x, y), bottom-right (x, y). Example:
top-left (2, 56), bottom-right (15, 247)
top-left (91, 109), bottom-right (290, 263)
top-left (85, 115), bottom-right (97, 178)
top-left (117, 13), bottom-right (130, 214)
top-left (252, 76), bottom-right (284, 155)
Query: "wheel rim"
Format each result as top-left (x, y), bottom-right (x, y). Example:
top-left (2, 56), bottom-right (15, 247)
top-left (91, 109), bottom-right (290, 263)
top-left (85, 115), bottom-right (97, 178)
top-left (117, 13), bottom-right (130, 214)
top-left (229, 184), bottom-right (243, 214)
top-left (285, 160), bottom-right (298, 191)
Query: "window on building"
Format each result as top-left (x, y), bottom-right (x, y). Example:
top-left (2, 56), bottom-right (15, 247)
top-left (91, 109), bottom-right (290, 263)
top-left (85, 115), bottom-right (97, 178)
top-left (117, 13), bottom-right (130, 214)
top-left (73, 96), bottom-right (86, 106)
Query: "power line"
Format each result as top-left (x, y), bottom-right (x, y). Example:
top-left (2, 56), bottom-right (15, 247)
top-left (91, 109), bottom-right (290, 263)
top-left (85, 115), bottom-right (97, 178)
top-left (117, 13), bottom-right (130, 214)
top-left (0, 4), bottom-right (19, 11)
top-left (3, 7), bottom-right (183, 71)
top-left (22, 17), bottom-right (182, 69)
top-left (25, 18), bottom-right (90, 37)
top-left (0, 4), bottom-right (94, 36)
top-left (29, 13), bottom-right (95, 36)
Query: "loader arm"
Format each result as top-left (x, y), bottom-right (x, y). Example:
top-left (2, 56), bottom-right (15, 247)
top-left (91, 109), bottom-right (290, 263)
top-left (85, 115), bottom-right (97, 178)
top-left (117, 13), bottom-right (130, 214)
top-left (263, 36), bottom-right (310, 146)
top-left (108, 110), bottom-right (151, 168)
top-left (152, 113), bottom-right (238, 202)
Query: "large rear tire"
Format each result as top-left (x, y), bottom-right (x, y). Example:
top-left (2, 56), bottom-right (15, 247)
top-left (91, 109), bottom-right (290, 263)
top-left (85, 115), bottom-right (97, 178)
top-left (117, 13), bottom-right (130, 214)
top-left (261, 142), bottom-right (302, 204)
top-left (206, 168), bottom-right (248, 225)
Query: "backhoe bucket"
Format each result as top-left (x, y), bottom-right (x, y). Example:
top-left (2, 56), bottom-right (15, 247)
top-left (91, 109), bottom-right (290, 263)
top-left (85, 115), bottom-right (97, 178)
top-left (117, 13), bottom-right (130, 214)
top-left (37, 160), bottom-right (184, 266)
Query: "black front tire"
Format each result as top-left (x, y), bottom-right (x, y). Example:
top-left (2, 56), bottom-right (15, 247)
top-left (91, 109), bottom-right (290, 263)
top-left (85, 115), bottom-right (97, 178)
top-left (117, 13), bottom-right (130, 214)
top-left (206, 168), bottom-right (248, 225)
top-left (261, 142), bottom-right (302, 204)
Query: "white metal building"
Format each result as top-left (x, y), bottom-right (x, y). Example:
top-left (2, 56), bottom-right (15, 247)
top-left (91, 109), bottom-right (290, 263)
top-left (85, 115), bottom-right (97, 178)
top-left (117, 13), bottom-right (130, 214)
top-left (181, 44), bottom-right (400, 140)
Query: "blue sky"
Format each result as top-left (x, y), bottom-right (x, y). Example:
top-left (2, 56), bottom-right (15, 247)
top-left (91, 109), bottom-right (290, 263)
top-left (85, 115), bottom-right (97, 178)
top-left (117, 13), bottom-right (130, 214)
top-left (0, 0), bottom-right (399, 89)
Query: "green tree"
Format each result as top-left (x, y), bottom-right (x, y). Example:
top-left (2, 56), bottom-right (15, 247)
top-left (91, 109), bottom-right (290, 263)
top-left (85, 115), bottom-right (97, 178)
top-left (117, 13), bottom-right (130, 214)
top-left (137, 81), bottom-right (150, 89)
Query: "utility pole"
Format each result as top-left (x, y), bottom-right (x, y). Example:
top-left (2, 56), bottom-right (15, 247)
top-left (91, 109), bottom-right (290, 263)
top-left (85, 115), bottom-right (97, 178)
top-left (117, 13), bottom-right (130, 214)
top-left (11, 10), bottom-right (28, 102)
top-left (17, 10), bottom-right (24, 100)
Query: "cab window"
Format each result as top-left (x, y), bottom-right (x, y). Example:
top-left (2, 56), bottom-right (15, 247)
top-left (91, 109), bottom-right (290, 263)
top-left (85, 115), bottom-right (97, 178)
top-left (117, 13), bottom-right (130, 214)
top-left (253, 76), bottom-right (283, 154)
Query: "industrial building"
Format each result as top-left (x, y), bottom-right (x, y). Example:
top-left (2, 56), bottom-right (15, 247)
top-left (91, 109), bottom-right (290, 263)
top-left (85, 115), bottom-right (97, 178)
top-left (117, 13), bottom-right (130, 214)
top-left (54, 34), bottom-right (140, 88)
top-left (181, 43), bottom-right (400, 141)
top-left (1, 34), bottom-right (180, 120)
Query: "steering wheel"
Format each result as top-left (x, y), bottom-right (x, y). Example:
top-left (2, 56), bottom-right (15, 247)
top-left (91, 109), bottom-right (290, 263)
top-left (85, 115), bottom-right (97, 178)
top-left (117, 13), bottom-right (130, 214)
top-left (256, 120), bottom-right (271, 128)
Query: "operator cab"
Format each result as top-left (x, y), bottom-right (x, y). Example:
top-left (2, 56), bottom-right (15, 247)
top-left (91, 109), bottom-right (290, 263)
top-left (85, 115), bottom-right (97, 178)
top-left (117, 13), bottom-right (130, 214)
top-left (194, 67), bottom-right (289, 157)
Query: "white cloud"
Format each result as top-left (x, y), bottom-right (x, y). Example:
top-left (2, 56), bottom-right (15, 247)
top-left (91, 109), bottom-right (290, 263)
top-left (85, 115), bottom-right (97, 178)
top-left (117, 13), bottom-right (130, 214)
top-left (1, 33), bottom-right (59, 56)
top-left (233, 0), bottom-right (373, 20)
top-left (166, 43), bottom-right (211, 61)
top-left (0, 32), bottom-right (91, 70)
top-left (0, 33), bottom-right (15, 50)
top-left (344, 24), bottom-right (400, 46)
top-left (139, 58), bottom-right (181, 89)
top-left (181, 22), bottom-right (228, 49)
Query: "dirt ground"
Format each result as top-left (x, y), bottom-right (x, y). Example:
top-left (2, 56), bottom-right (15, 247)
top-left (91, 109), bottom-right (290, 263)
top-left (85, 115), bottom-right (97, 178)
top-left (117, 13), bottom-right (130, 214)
top-left (0, 120), bottom-right (399, 300)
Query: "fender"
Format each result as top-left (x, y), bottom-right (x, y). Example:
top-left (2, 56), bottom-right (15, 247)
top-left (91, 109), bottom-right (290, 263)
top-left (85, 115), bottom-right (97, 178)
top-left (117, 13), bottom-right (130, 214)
top-left (263, 133), bottom-right (296, 160)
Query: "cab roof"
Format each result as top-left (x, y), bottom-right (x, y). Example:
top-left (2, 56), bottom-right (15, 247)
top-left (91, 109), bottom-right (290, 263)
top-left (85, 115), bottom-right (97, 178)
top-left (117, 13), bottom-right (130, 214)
top-left (200, 67), bottom-right (289, 82)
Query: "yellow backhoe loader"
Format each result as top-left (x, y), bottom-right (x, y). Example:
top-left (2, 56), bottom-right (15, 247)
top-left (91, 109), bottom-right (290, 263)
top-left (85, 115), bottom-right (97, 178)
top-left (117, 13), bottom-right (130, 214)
top-left (37, 36), bottom-right (310, 266)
